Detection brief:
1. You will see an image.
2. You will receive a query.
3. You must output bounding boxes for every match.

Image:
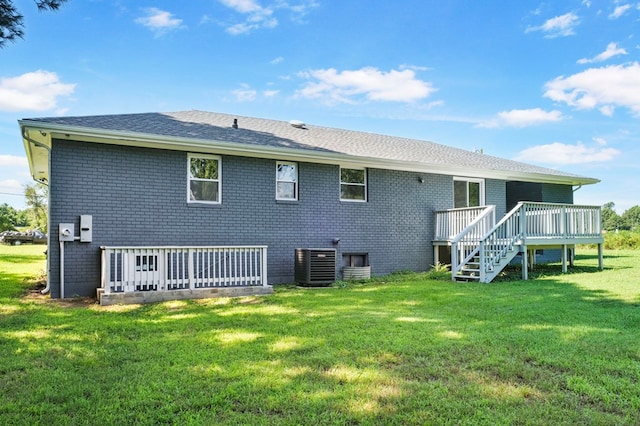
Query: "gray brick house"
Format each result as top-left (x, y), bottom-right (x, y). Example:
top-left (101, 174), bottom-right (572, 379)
top-left (19, 110), bottom-right (603, 304)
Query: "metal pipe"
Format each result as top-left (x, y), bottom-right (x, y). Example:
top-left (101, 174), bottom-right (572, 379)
top-left (59, 241), bottom-right (65, 299)
top-left (22, 128), bottom-right (53, 295)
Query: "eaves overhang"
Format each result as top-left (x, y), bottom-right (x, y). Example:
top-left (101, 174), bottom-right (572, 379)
top-left (19, 120), bottom-right (600, 187)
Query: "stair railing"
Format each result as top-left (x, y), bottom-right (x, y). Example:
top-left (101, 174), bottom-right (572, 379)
top-left (450, 205), bottom-right (496, 281)
top-left (477, 203), bottom-right (525, 282)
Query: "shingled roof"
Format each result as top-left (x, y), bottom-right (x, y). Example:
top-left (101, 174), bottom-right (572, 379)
top-left (20, 110), bottom-right (599, 185)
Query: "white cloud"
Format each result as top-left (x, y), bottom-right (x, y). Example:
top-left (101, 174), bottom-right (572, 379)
top-left (263, 89), bottom-right (279, 97)
top-left (526, 12), bottom-right (580, 37)
top-left (0, 179), bottom-right (25, 194)
top-left (577, 42), bottom-right (627, 64)
top-left (609, 4), bottom-right (632, 19)
top-left (135, 8), bottom-right (184, 36)
top-left (232, 84), bottom-right (257, 101)
top-left (544, 62), bottom-right (640, 116)
top-left (296, 67), bottom-right (435, 104)
top-left (514, 141), bottom-right (620, 165)
top-left (221, 0), bottom-right (264, 13)
top-left (0, 155), bottom-right (28, 167)
top-left (0, 70), bottom-right (75, 112)
top-left (478, 108), bottom-right (564, 128)
top-left (219, 0), bottom-right (318, 35)
top-left (599, 105), bottom-right (615, 116)
top-left (270, 56), bottom-right (284, 65)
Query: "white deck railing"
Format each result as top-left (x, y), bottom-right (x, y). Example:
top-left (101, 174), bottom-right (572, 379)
top-left (522, 202), bottom-right (602, 239)
top-left (437, 202), bottom-right (602, 282)
top-left (101, 246), bottom-right (268, 294)
top-left (434, 206), bottom-right (496, 241)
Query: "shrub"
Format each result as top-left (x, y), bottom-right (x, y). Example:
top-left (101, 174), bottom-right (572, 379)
top-left (424, 262), bottom-right (451, 281)
top-left (603, 230), bottom-right (640, 250)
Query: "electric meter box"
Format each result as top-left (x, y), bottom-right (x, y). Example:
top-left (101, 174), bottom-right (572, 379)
top-left (59, 223), bottom-right (75, 242)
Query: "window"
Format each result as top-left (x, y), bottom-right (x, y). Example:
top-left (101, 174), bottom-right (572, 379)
top-left (276, 161), bottom-right (298, 201)
top-left (454, 177), bottom-right (484, 208)
top-left (188, 154), bottom-right (221, 203)
top-left (340, 167), bottom-right (367, 201)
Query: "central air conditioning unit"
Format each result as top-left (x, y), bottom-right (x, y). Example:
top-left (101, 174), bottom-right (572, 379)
top-left (295, 248), bottom-right (336, 286)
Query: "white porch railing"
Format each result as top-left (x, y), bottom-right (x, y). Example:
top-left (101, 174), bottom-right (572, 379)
top-left (434, 206), bottom-right (496, 241)
top-left (522, 202), bottom-right (602, 239)
top-left (101, 246), bottom-right (268, 295)
top-left (444, 206), bottom-right (496, 280)
top-left (436, 202), bottom-right (603, 283)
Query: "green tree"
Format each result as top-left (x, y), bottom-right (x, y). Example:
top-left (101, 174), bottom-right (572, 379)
top-left (0, 203), bottom-right (18, 232)
top-left (24, 183), bottom-right (48, 232)
top-left (601, 202), bottom-right (629, 232)
top-left (0, 0), bottom-right (68, 48)
top-left (622, 205), bottom-right (640, 231)
top-left (15, 209), bottom-right (29, 227)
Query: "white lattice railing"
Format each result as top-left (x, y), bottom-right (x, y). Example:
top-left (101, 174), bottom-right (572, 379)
top-left (101, 246), bottom-right (268, 294)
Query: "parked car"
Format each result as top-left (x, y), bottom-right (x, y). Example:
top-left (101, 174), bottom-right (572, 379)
top-left (0, 230), bottom-right (47, 245)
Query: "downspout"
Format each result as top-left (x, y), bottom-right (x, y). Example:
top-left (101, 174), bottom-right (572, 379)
top-left (21, 128), bottom-right (52, 295)
top-left (573, 185), bottom-right (582, 192)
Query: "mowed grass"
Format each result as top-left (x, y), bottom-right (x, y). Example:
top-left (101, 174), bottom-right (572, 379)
top-left (1, 245), bottom-right (639, 425)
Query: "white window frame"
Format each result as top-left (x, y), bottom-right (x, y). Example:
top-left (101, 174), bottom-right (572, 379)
top-left (276, 161), bottom-right (298, 201)
top-left (453, 177), bottom-right (485, 208)
top-left (188, 154), bottom-right (222, 204)
top-left (340, 167), bottom-right (367, 202)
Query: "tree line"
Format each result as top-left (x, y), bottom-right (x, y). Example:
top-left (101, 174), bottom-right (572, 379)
top-left (602, 202), bottom-right (640, 232)
top-left (0, 183), bottom-right (48, 233)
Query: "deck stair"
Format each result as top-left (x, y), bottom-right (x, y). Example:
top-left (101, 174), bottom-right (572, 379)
top-left (436, 202), bottom-right (604, 283)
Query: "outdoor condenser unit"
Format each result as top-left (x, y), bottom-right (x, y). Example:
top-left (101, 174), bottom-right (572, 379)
top-left (295, 248), bottom-right (336, 286)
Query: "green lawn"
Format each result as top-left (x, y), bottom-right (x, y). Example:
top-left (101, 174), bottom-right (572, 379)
top-left (1, 245), bottom-right (639, 425)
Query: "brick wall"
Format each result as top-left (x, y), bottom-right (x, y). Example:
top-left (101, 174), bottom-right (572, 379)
top-left (50, 139), bottom-right (488, 297)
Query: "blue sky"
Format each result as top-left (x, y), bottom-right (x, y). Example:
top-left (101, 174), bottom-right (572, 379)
top-left (1, 0), bottom-right (639, 211)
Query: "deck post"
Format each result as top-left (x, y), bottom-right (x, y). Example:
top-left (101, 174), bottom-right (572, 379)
top-left (598, 243), bottom-right (604, 271)
top-left (450, 242), bottom-right (458, 282)
top-left (569, 247), bottom-right (574, 267)
top-left (521, 246), bottom-right (528, 280)
top-left (561, 244), bottom-right (568, 273)
top-left (262, 247), bottom-right (269, 286)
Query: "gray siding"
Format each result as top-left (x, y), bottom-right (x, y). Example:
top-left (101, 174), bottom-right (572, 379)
top-left (49, 139), bottom-right (474, 297)
top-left (505, 182), bottom-right (574, 265)
top-left (541, 183), bottom-right (573, 204)
top-left (507, 181), bottom-right (573, 210)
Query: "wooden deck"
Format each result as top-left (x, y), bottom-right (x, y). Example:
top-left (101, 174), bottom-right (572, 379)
top-left (434, 202), bottom-right (604, 282)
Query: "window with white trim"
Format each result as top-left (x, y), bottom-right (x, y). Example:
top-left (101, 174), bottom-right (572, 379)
top-left (340, 167), bottom-right (367, 202)
top-left (276, 161), bottom-right (298, 201)
top-left (188, 154), bottom-right (221, 204)
top-left (454, 177), bottom-right (484, 208)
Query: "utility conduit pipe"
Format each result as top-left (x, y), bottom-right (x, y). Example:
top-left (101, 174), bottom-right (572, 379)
top-left (59, 240), bottom-right (65, 299)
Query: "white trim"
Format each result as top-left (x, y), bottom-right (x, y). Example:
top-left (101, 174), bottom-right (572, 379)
top-left (187, 153), bottom-right (222, 204)
top-left (19, 122), bottom-right (601, 186)
top-left (275, 161), bottom-right (298, 201)
top-left (340, 167), bottom-right (367, 202)
top-left (453, 177), bottom-right (485, 208)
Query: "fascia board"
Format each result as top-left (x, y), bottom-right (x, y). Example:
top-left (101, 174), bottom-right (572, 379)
top-left (20, 121), bottom-right (600, 187)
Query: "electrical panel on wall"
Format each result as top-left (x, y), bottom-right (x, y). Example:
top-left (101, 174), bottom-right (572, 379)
top-left (80, 215), bottom-right (92, 243)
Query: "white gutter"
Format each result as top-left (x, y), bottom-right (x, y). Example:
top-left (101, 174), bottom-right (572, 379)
top-left (19, 120), bottom-right (600, 187)
top-left (21, 127), bottom-right (52, 295)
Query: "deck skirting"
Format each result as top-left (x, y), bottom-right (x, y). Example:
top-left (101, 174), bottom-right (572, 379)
top-left (97, 285), bottom-right (274, 306)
